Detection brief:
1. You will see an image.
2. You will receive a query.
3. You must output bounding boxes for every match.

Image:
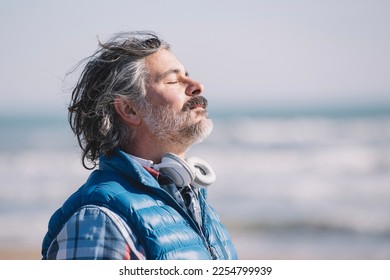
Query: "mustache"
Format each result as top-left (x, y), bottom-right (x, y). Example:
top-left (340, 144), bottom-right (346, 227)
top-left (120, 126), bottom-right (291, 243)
top-left (182, 96), bottom-right (209, 112)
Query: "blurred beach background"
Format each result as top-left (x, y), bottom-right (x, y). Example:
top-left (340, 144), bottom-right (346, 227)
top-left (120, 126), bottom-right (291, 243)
top-left (1, 0), bottom-right (389, 259)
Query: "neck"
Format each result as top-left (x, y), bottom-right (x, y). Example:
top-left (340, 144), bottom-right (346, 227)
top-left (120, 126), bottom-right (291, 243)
top-left (125, 131), bottom-right (189, 163)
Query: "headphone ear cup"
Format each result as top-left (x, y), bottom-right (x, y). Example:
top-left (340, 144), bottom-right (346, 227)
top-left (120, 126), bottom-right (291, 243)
top-left (186, 156), bottom-right (216, 188)
top-left (159, 153), bottom-right (195, 187)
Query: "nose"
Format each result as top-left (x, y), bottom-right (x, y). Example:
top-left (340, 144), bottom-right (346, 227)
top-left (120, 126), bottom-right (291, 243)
top-left (185, 78), bottom-right (204, 96)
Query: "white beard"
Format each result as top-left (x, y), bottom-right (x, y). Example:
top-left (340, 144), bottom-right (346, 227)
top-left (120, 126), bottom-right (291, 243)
top-left (141, 103), bottom-right (213, 148)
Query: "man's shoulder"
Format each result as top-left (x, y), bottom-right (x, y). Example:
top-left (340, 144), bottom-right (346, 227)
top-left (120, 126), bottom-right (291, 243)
top-left (80, 169), bottom-right (142, 198)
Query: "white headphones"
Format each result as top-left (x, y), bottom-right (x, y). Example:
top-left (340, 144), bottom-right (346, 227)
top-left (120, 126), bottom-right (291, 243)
top-left (130, 153), bottom-right (216, 188)
top-left (154, 153), bottom-right (216, 188)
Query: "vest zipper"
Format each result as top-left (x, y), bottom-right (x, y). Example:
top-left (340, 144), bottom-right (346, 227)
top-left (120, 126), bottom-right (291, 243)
top-left (145, 185), bottom-right (216, 259)
top-left (120, 168), bottom-right (218, 260)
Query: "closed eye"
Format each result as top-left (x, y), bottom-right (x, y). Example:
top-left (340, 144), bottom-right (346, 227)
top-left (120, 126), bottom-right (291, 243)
top-left (159, 68), bottom-right (188, 84)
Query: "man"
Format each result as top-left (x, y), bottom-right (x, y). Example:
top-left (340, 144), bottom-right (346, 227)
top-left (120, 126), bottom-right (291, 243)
top-left (41, 31), bottom-right (238, 260)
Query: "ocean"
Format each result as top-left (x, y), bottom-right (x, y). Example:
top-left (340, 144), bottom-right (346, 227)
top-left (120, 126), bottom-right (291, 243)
top-left (1, 107), bottom-right (390, 259)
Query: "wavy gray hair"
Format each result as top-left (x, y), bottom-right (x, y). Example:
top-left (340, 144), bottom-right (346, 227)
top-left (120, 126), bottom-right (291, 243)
top-left (68, 31), bottom-right (170, 169)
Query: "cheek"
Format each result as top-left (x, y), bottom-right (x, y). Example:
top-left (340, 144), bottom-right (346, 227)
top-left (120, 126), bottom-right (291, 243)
top-left (145, 87), bottom-right (165, 106)
top-left (147, 87), bottom-right (186, 110)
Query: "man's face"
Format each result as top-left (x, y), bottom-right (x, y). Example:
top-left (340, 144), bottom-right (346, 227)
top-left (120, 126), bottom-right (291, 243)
top-left (141, 49), bottom-right (213, 147)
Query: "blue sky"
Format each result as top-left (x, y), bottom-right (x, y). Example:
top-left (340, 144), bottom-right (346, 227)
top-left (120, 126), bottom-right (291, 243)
top-left (1, 0), bottom-right (389, 114)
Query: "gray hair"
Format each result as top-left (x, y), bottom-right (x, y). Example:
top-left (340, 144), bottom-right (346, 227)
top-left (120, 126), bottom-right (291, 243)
top-left (68, 31), bottom-right (170, 169)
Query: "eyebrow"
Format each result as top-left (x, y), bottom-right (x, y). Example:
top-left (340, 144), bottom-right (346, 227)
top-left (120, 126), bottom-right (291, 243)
top-left (156, 68), bottom-right (189, 81)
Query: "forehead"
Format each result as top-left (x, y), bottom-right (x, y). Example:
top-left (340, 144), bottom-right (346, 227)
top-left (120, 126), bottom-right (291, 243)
top-left (145, 49), bottom-right (185, 77)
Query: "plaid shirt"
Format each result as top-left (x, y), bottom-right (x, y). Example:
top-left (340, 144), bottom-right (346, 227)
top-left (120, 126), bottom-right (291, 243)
top-left (45, 205), bottom-right (147, 259)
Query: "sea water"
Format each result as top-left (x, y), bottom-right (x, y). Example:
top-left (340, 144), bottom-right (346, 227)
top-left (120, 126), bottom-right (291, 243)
top-left (1, 108), bottom-right (389, 259)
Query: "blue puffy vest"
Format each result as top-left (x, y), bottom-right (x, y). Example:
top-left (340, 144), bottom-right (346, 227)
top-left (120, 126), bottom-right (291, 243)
top-left (42, 150), bottom-right (237, 260)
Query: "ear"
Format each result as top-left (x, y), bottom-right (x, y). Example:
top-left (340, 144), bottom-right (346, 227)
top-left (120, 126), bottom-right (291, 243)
top-left (114, 97), bottom-right (141, 126)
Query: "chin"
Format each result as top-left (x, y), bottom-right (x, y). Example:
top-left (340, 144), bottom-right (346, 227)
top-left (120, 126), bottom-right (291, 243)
top-left (191, 118), bottom-right (214, 144)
